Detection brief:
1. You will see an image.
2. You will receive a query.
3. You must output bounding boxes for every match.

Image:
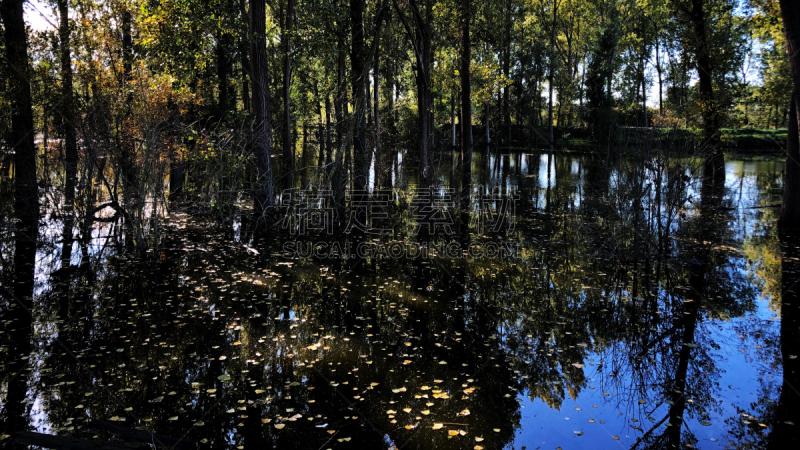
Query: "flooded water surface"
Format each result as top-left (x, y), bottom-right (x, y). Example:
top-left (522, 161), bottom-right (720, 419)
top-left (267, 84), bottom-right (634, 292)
top-left (1, 151), bottom-right (796, 449)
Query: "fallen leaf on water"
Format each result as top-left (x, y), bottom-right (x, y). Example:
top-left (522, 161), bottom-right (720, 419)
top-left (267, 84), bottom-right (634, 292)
top-left (274, 424), bottom-right (285, 429)
top-left (432, 423), bottom-right (443, 430)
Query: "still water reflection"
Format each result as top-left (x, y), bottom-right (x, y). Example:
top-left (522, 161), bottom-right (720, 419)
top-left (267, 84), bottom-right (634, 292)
top-left (0, 152), bottom-right (795, 449)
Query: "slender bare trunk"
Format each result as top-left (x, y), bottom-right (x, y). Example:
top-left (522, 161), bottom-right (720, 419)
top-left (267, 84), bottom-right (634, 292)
top-left (282, 0), bottom-right (295, 178)
top-left (57, 0), bottom-right (78, 213)
top-left (250, 0), bottom-right (274, 221)
top-left (460, 0), bottom-right (473, 205)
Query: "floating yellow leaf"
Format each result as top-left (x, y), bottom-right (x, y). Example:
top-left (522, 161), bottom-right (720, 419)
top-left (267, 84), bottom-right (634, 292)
top-left (448, 430), bottom-right (459, 436)
top-left (432, 423), bottom-right (443, 430)
top-left (274, 424), bottom-right (285, 429)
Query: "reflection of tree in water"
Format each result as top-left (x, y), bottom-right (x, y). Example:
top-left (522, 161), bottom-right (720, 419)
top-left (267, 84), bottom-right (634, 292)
top-left (0, 153), bottom-right (790, 449)
top-left (0, 215), bottom-right (36, 449)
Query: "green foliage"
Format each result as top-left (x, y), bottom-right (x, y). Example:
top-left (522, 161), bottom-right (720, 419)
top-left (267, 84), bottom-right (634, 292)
top-left (584, 2), bottom-right (619, 141)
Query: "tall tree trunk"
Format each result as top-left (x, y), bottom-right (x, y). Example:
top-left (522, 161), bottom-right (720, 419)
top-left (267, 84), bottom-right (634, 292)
top-left (503, 0), bottom-right (511, 146)
top-left (217, 36), bottom-right (230, 113)
top-left (250, 0), bottom-right (274, 223)
top-left (217, 27), bottom-right (232, 113)
top-left (656, 37), bottom-right (663, 115)
top-left (781, 95), bottom-right (800, 227)
top-left (332, 26), bottom-right (347, 217)
top-left (366, 74), bottom-right (373, 132)
top-left (374, 43), bottom-right (381, 151)
top-left (417, 0), bottom-right (433, 185)
top-left (641, 48), bottom-right (648, 127)
top-left (118, 5), bottom-right (139, 234)
top-left (351, 0), bottom-right (368, 192)
top-left (393, 0), bottom-right (432, 185)
top-left (485, 98), bottom-right (490, 145)
top-left (325, 94), bottom-right (333, 167)
top-left (282, 0), bottom-right (295, 180)
top-left (302, 118), bottom-right (309, 164)
top-left (548, 0), bottom-right (559, 151)
top-left (688, 0), bottom-right (724, 184)
top-left (57, 0), bottom-right (78, 215)
top-left (1, 0), bottom-right (39, 226)
top-left (450, 91), bottom-right (457, 148)
top-left (239, 0), bottom-right (251, 112)
top-left (386, 61), bottom-right (396, 136)
top-left (0, 1), bottom-right (38, 438)
top-left (460, 0), bottom-right (473, 205)
top-left (779, 0), bottom-right (800, 228)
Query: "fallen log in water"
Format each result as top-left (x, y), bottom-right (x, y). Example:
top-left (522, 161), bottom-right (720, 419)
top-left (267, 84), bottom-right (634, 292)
top-left (13, 431), bottom-right (149, 450)
top-left (84, 420), bottom-right (198, 450)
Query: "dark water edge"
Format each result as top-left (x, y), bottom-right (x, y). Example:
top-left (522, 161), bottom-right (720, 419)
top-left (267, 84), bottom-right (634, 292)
top-left (1, 151), bottom-right (797, 449)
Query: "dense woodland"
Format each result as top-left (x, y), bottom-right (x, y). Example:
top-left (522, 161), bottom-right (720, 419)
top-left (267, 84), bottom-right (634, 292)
top-left (4, 1), bottom-right (800, 448)
top-left (1, 0), bottom-right (800, 236)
